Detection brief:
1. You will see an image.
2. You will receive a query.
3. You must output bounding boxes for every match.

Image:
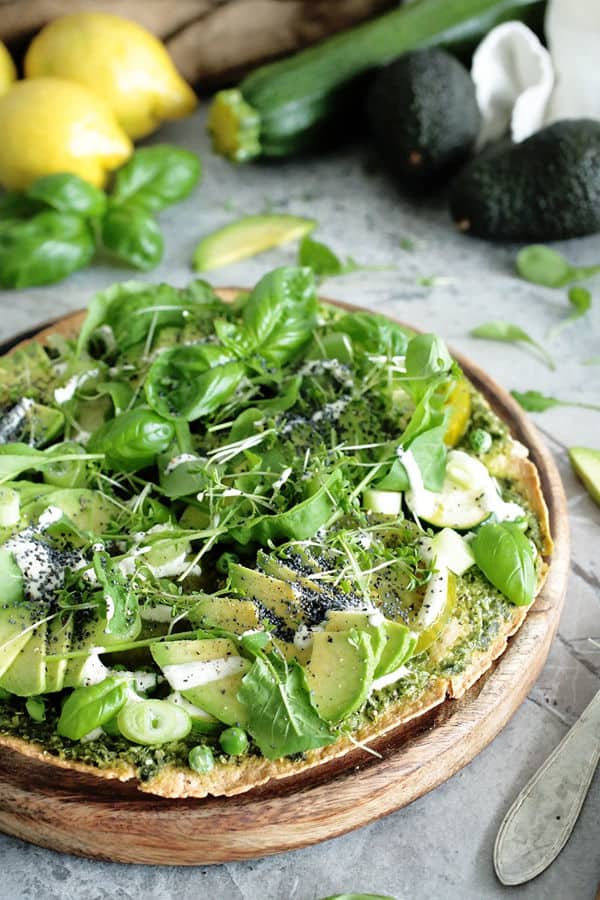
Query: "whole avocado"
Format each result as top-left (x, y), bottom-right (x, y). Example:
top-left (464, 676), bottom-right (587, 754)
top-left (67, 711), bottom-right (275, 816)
top-left (366, 48), bottom-right (481, 188)
top-left (449, 120), bottom-right (600, 240)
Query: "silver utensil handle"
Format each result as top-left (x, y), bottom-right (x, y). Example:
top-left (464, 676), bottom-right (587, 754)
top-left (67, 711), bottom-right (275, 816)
top-left (494, 688), bottom-right (600, 886)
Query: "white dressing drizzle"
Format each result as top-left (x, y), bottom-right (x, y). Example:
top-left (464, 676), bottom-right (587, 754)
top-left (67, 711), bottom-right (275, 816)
top-left (162, 657), bottom-right (247, 691)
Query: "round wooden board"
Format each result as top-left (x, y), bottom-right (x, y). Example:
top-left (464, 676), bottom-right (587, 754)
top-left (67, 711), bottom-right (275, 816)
top-left (0, 295), bottom-right (569, 865)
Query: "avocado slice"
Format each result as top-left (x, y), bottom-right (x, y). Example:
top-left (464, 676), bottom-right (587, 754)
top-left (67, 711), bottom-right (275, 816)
top-left (229, 562), bottom-right (304, 632)
top-left (325, 610), bottom-right (387, 663)
top-left (63, 610), bottom-right (128, 688)
top-left (44, 611), bottom-right (73, 693)
top-left (193, 214), bottom-right (316, 272)
top-left (0, 342), bottom-right (53, 407)
top-left (569, 447), bottom-right (600, 506)
top-left (325, 610), bottom-right (416, 678)
top-left (306, 629), bottom-right (376, 722)
top-left (23, 403), bottom-right (65, 447)
top-left (151, 638), bottom-right (250, 727)
top-left (29, 488), bottom-right (119, 536)
top-left (0, 548), bottom-right (38, 677)
top-left (0, 622), bottom-right (47, 696)
top-left (188, 596), bottom-right (259, 634)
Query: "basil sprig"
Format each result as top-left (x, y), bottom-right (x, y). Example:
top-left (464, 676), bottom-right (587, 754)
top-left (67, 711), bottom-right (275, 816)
top-left (472, 521), bottom-right (536, 607)
top-left (0, 146), bottom-right (201, 288)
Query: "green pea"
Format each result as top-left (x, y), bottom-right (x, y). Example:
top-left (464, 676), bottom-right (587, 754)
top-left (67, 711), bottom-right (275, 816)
top-left (25, 696), bottom-right (46, 722)
top-left (188, 744), bottom-right (215, 774)
top-left (470, 428), bottom-right (492, 454)
top-left (219, 726), bottom-right (248, 756)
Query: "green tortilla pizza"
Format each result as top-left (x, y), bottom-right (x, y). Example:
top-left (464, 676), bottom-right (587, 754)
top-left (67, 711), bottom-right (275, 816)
top-left (0, 266), bottom-right (552, 797)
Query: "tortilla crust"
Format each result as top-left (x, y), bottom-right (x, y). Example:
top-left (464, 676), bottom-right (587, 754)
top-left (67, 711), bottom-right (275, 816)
top-left (0, 376), bottom-right (553, 799)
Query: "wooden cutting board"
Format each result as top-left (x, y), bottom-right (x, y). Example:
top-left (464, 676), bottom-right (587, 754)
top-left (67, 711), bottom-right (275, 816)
top-left (0, 297), bottom-right (569, 865)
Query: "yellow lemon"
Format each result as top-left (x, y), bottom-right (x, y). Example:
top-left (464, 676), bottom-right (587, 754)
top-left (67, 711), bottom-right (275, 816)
top-left (0, 41), bottom-right (16, 96)
top-left (25, 12), bottom-right (197, 140)
top-left (0, 77), bottom-right (132, 190)
top-left (444, 377), bottom-right (472, 447)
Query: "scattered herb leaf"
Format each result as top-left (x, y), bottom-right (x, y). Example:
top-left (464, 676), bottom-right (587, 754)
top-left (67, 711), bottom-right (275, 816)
top-left (516, 245), bottom-right (600, 288)
top-left (511, 390), bottom-right (600, 413)
top-left (470, 321), bottom-right (555, 370)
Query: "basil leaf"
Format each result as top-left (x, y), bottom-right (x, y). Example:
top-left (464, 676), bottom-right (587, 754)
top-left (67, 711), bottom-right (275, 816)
top-left (0, 192), bottom-right (42, 219)
top-left (101, 205), bottom-right (163, 270)
top-left (516, 244), bottom-right (600, 287)
top-left (511, 390), bottom-right (600, 413)
top-left (238, 655), bottom-right (334, 760)
top-left (93, 550), bottom-right (141, 640)
top-left (87, 408), bottom-right (175, 472)
top-left (27, 173), bottom-right (107, 217)
top-left (472, 521), bottom-right (536, 606)
top-left (332, 313), bottom-right (410, 357)
top-left (242, 266), bottom-right (317, 365)
top-left (376, 424), bottom-right (447, 492)
top-left (110, 146), bottom-right (201, 212)
top-left (405, 333), bottom-right (453, 381)
top-left (57, 677), bottom-right (128, 740)
top-left (0, 211), bottom-right (95, 288)
top-left (145, 345), bottom-right (246, 422)
top-left (470, 321), bottom-right (555, 370)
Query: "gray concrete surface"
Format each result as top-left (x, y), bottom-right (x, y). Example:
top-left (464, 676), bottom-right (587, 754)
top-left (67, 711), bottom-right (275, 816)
top-left (1, 106), bottom-right (599, 900)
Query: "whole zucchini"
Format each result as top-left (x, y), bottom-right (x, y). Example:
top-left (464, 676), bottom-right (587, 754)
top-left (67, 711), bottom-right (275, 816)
top-left (208, 0), bottom-right (545, 162)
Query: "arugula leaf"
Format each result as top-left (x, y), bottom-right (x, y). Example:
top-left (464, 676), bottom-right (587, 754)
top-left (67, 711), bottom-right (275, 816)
top-left (511, 390), bottom-right (600, 413)
top-left (0, 444), bottom-right (99, 485)
top-left (516, 245), bottom-right (600, 287)
top-left (0, 211), bottom-right (96, 288)
top-left (101, 205), bottom-right (163, 270)
top-left (470, 321), bottom-right (555, 370)
top-left (110, 146), bottom-right (201, 213)
top-left (549, 286), bottom-right (592, 337)
top-left (92, 550), bottom-right (141, 640)
top-left (299, 235), bottom-right (351, 278)
top-left (472, 522), bottom-right (535, 607)
top-left (238, 654), bottom-right (334, 760)
top-left (27, 173), bottom-right (106, 218)
top-left (405, 333), bottom-right (453, 382)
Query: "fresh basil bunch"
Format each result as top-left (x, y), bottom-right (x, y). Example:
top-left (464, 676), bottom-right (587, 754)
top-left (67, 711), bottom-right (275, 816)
top-left (0, 146), bottom-right (201, 288)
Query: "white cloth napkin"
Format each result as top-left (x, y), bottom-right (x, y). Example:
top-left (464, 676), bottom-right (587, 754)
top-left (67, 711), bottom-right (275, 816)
top-left (471, 0), bottom-right (600, 146)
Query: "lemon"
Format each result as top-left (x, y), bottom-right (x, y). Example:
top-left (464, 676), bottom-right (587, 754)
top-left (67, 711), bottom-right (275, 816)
top-left (25, 12), bottom-right (197, 140)
top-left (0, 41), bottom-right (16, 96)
top-left (0, 77), bottom-right (132, 190)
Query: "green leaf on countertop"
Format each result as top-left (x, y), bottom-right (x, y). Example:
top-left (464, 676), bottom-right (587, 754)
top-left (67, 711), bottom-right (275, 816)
top-left (470, 321), bottom-right (555, 370)
top-left (512, 390), bottom-right (600, 413)
top-left (516, 245), bottom-right (600, 288)
top-left (298, 236), bottom-right (391, 280)
top-left (548, 286), bottom-right (592, 337)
